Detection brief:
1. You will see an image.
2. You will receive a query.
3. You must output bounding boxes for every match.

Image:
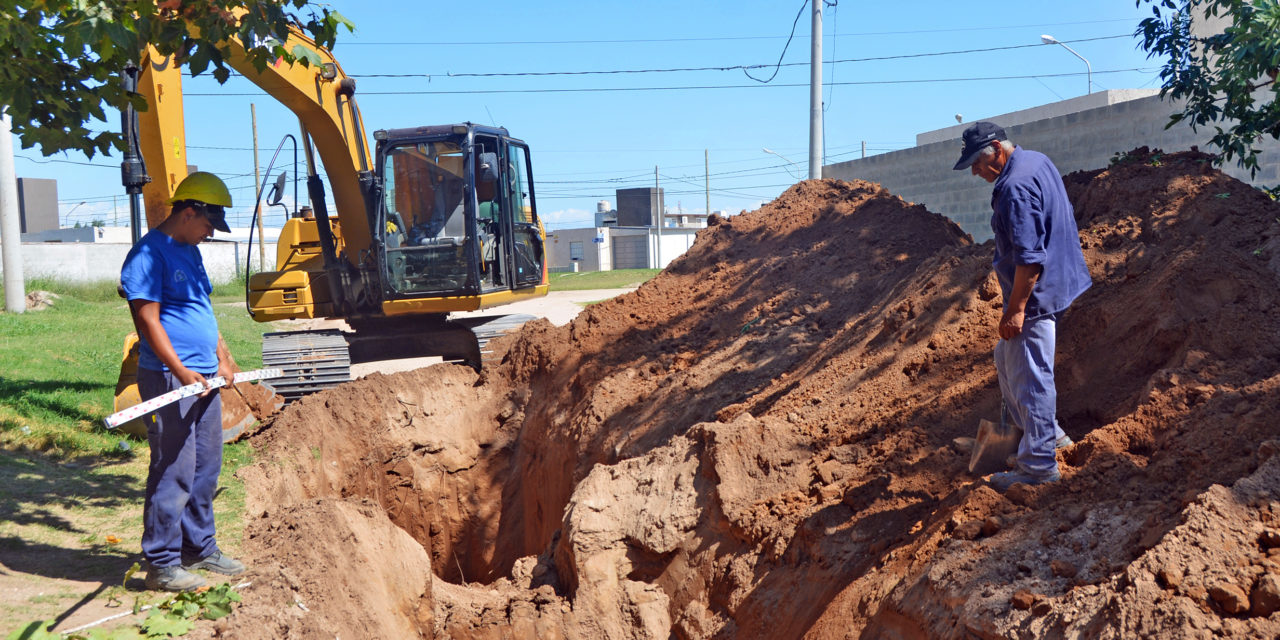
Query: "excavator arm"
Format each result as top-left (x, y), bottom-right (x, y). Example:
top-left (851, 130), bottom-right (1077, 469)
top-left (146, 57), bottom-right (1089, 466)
top-left (136, 21), bottom-right (373, 259)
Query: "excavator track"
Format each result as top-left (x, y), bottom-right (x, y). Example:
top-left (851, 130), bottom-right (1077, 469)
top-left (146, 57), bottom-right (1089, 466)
top-left (261, 314), bottom-right (537, 404)
top-left (454, 313), bottom-right (538, 363)
top-left (261, 330), bottom-right (352, 403)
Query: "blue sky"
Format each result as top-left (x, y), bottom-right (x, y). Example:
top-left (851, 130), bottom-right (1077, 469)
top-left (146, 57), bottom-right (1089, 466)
top-left (15, 0), bottom-right (1165, 231)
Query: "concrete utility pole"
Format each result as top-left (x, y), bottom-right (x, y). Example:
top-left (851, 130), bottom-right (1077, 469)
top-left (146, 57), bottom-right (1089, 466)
top-left (0, 110), bottom-right (24, 313)
top-left (809, 0), bottom-right (823, 179)
top-left (252, 103), bottom-right (265, 272)
top-left (654, 165), bottom-right (662, 269)
top-left (704, 149), bottom-right (710, 221)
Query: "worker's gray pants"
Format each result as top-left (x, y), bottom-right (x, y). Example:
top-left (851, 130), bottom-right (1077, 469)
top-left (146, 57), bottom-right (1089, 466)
top-left (994, 313), bottom-right (1066, 476)
top-left (139, 367), bottom-right (224, 568)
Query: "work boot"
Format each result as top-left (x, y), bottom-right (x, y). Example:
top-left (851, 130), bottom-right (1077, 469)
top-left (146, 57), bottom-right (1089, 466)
top-left (145, 565), bottom-right (206, 592)
top-left (988, 469), bottom-right (1060, 492)
top-left (182, 551), bottom-right (247, 576)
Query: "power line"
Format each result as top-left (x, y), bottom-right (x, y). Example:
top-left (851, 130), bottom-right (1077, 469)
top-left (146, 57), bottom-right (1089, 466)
top-left (535, 140), bottom-right (909, 179)
top-left (325, 17), bottom-right (1142, 47)
top-left (744, 0), bottom-right (810, 83)
top-left (191, 66), bottom-right (1153, 96)
top-left (351, 35), bottom-right (1130, 79)
top-left (16, 154), bottom-right (117, 168)
top-left (539, 181), bottom-right (797, 201)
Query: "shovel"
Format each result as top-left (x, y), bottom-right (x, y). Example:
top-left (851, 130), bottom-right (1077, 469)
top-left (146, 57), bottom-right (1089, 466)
top-left (968, 402), bottom-right (1023, 475)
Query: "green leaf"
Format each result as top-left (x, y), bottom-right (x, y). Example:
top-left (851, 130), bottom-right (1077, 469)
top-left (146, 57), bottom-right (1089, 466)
top-left (201, 599), bottom-right (233, 620)
top-left (290, 42), bottom-right (323, 67)
top-left (139, 611), bottom-right (194, 637)
top-left (5, 620), bottom-right (59, 640)
top-left (329, 10), bottom-right (355, 33)
top-left (83, 625), bottom-right (147, 640)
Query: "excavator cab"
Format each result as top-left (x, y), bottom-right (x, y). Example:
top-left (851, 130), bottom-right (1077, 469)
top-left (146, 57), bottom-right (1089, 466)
top-left (374, 124), bottom-right (544, 300)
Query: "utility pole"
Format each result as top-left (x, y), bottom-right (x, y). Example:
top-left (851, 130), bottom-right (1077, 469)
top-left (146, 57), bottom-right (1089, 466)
top-left (654, 165), bottom-right (662, 269)
top-left (0, 110), bottom-right (24, 313)
top-left (809, 0), bottom-right (823, 179)
top-left (861, 141), bottom-right (866, 159)
top-left (705, 149), bottom-right (710, 221)
top-left (251, 103), bottom-right (265, 273)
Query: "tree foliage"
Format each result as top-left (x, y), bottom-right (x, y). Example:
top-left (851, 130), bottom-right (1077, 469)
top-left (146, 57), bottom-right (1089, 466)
top-left (1136, 0), bottom-right (1280, 175)
top-left (0, 0), bottom-right (353, 158)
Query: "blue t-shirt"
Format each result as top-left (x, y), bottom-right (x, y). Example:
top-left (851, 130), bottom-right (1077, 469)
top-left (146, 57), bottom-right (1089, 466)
top-left (120, 229), bottom-right (220, 374)
top-left (990, 147), bottom-right (1092, 319)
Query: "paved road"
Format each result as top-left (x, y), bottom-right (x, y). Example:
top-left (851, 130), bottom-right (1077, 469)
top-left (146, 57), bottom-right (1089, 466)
top-left (349, 288), bottom-right (637, 377)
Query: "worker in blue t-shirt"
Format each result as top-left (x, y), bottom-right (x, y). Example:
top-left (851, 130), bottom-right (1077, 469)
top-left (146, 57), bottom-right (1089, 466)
top-left (953, 122), bottom-right (1092, 492)
top-left (119, 172), bottom-right (247, 591)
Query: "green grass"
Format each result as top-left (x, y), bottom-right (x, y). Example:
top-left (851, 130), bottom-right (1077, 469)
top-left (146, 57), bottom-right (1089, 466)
top-left (0, 279), bottom-right (264, 634)
top-left (548, 268), bottom-right (660, 291)
top-left (0, 279), bottom-right (270, 458)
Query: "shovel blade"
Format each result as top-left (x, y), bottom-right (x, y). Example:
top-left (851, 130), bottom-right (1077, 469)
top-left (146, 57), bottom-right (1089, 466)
top-left (969, 418), bottom-right (1023, 475)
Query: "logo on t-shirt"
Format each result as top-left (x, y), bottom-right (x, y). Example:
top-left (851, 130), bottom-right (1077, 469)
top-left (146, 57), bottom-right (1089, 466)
top-left (174, 270), bottom-right (187, 283)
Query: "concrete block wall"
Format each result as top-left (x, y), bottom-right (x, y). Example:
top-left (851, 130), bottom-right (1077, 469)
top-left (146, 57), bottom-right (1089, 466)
top-left (825, 92), bottom-right (1280, 242)
top-left (0, 241), bottom-right (277, 285)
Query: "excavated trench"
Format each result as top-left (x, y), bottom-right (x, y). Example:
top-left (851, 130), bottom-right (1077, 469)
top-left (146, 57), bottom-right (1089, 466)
top-left (222, 150), bottom-right (1280, 640)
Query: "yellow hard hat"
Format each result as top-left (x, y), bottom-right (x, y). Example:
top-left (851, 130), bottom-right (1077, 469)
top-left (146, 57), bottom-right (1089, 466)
top-left (170, 171), bottom-right (232, 207)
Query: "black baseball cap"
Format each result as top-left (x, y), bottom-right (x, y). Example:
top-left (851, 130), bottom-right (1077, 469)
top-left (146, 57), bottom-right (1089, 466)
top-left (176, 199), bottom-right (231, 233)
top-left (952, 122), bottom-right (1007, 170)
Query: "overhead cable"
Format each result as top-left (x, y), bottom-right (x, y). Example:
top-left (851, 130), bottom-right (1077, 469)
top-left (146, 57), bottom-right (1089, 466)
top-left (351, 34), bottom-right (1130, 79)
top-left (191, 67), bottom-right (1154, 97)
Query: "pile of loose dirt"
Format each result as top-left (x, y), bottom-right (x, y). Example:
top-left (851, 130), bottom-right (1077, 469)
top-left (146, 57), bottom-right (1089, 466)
top-left (206, 149), bottom-right (1280, 639)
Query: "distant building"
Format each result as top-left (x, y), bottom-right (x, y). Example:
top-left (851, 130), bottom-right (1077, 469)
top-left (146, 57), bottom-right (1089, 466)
top-left (548, 187), bottom-right (710, 272)
top-left (17, 178), bottom-right (58, 234)
top-left (594, 200), bottom-right (617, 227)
top-left (596, 189), bottom-right (708, 230)
top-left (616, 187), bottom-right (662, 226)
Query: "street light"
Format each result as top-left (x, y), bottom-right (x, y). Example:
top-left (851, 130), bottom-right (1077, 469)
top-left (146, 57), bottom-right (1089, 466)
top-left (762, 148), bottom-right (802, 180)
top-left (63, 201), bottom-right (86, 227)
top-left (1041, 34), bottom-right (1092, 95)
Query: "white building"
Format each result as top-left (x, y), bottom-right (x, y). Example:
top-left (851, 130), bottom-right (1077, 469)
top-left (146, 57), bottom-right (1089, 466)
top-left (546, 222), bottom-right (700, 272)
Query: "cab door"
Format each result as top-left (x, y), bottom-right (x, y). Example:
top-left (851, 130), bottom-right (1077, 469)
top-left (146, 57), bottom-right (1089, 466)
top-left (501, 140), bottom-right (544, 288)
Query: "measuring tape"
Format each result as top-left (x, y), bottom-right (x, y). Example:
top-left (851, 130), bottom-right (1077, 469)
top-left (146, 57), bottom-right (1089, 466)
top-left (104, 368), bottom-right (284, 430)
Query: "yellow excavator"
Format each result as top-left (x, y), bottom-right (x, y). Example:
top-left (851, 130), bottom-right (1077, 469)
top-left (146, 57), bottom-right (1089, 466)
top-left (115, 20), bottom-right (549, 413)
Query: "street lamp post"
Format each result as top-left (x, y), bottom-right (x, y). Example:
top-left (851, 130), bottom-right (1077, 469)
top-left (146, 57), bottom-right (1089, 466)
top-left (63, 201), bottom-right (86, 227)
top-left (762, 148), bottom-right (803, 180)
top-left (1041, 34), bottom-right (1091, 95)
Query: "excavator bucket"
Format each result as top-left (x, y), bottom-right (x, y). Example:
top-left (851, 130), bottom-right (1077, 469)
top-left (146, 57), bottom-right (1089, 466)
top-left (113, 333), bottom-right (284, 443)
top-left (217, 349), bottom-right (285, 442)
top-left (112, 334), bottom-right (150, 439)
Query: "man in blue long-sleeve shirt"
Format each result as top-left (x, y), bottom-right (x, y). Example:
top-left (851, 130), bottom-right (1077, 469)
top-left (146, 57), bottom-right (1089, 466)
top-left (953, 122), bottom-right (1092, 491)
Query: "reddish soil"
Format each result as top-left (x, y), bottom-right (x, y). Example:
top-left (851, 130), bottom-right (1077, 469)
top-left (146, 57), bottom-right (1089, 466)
top-left (201, 148), bottom-right (1280, 639)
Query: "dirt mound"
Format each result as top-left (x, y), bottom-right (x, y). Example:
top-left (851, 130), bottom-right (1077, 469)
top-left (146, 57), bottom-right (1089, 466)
top-left (216, 152), bottom-right (1280, 638)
